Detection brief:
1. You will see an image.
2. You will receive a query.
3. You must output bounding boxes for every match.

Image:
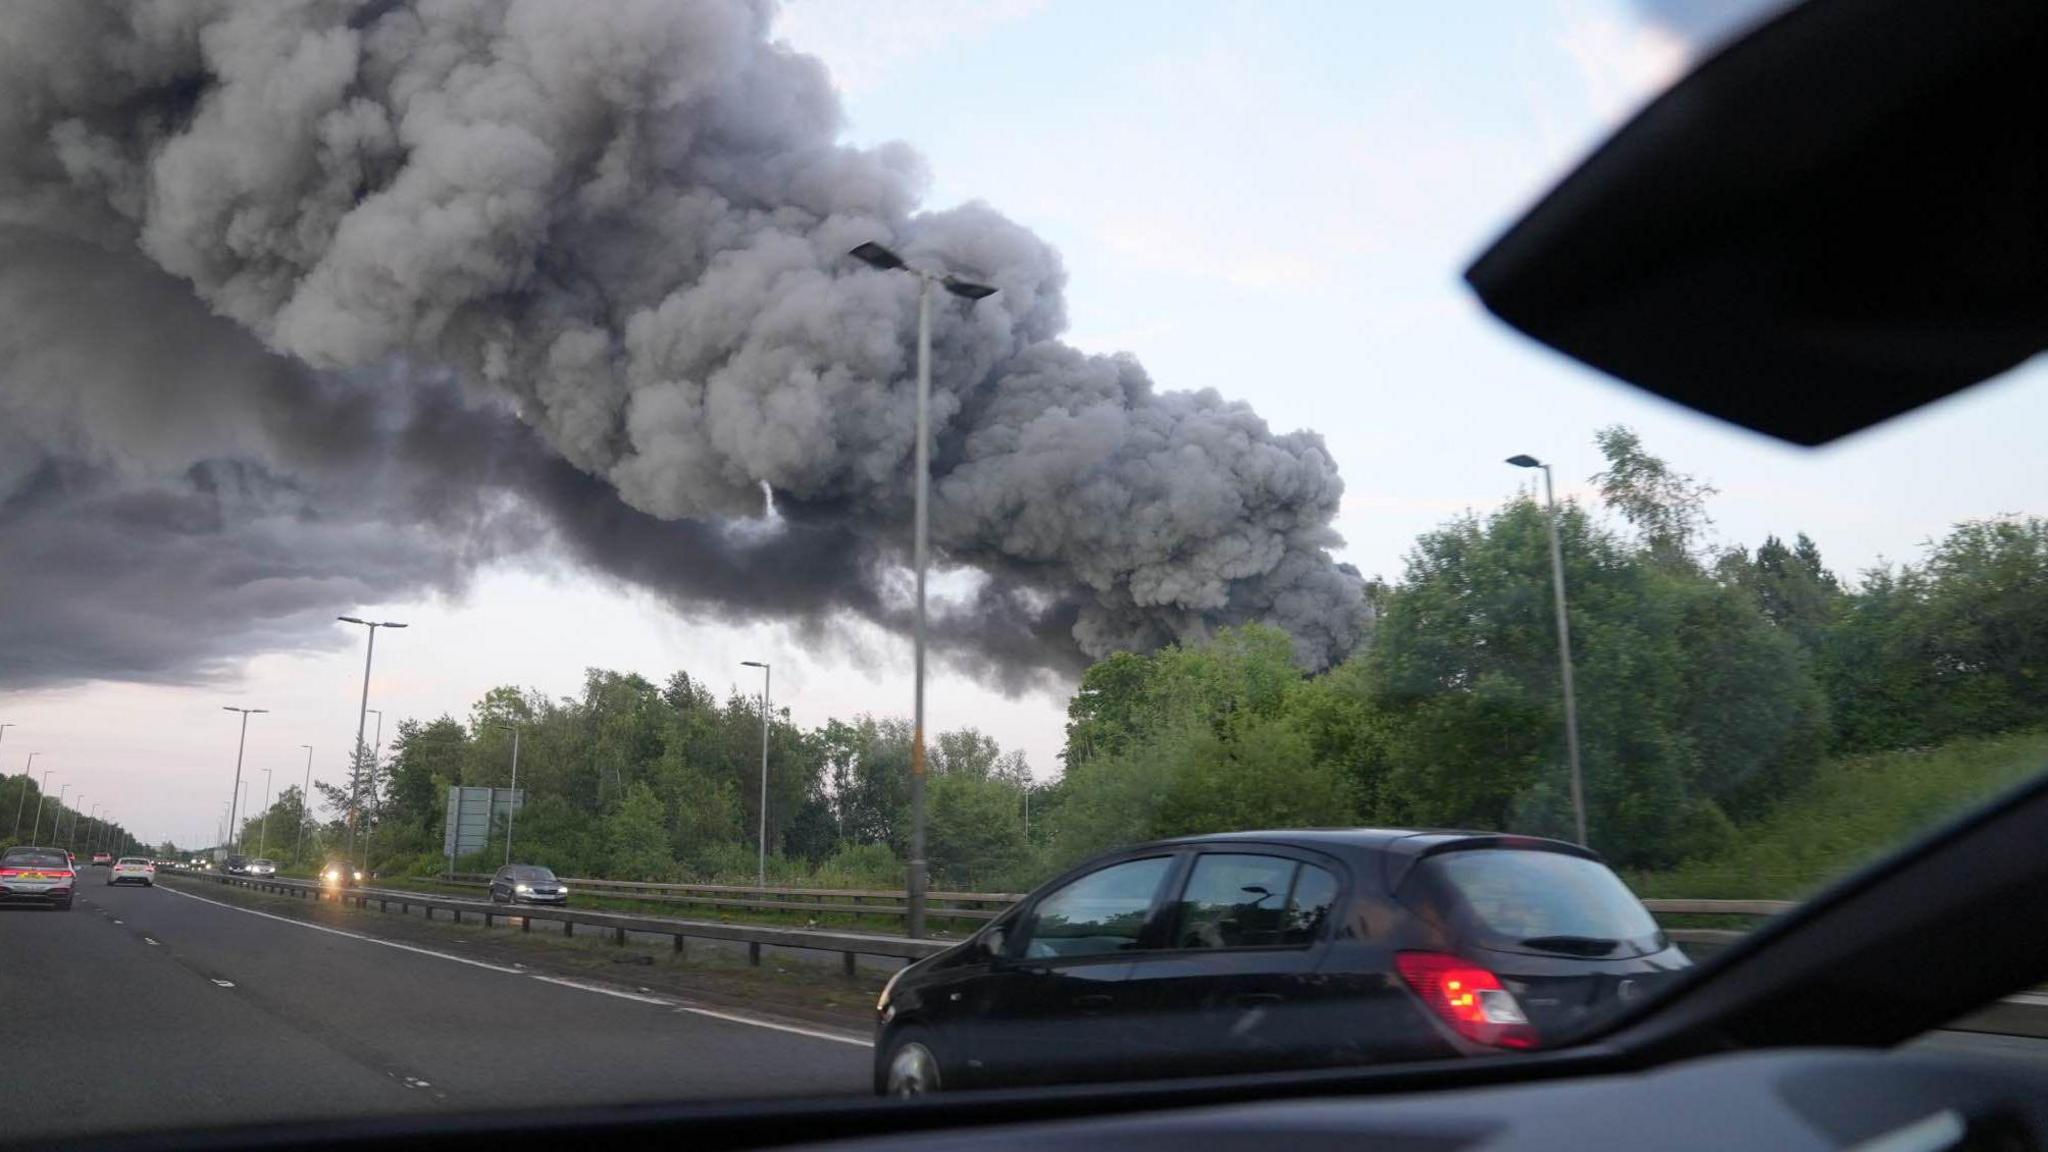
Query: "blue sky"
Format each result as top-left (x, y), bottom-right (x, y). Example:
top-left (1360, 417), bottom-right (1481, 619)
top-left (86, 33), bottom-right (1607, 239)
top-left (14, 0), bottom-right (2045, 846)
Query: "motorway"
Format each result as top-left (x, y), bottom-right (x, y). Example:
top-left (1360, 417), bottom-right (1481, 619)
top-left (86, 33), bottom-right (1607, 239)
top-left (0, 875), bottom-right (869, 1141)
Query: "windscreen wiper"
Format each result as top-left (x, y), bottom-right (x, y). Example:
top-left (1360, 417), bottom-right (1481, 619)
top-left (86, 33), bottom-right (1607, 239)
top-left (1519, 935), bottom-right (1621, 956)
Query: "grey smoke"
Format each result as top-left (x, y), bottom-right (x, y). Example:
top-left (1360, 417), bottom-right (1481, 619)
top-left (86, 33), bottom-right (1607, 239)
top-left (0, 0), bottom-right (1365, 689)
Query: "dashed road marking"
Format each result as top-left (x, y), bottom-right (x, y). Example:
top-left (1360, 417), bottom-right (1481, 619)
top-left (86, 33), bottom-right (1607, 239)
top-left (144, 937), bottom-right (160, 946)
top-left (211, 979), bottom-right (236, 988)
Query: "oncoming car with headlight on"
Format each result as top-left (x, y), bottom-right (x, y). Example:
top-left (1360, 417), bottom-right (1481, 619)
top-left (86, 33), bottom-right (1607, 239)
top-left (489, 864), bottom-right (569, 905)
top-left (320, 861), bottom-right (364, 888)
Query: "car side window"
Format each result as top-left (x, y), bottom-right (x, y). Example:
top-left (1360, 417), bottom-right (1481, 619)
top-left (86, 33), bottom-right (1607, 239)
top-left (1171, 854), bottom-right (1341, 949)
top-left (1017, 856), bottom-right (1173, 960)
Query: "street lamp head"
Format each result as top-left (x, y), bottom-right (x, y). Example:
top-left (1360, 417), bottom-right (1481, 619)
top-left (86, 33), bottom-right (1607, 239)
top-left (493, 722), bottom-right (518, 732)
top-left (378, 621), bottom-right (409, 629)
top-left (740, 660), bottom-right (767, 669)
top-left (337, 615), bottom-right (366, 625)
top-left (942, 274), bottom-right (998, 301)
top-left (1506, 454), bottom-right (1543, 469)
top-left (848, 240), bottom-right (906, 271)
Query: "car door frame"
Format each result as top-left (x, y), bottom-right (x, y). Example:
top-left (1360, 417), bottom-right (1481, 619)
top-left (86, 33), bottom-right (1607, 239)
top-left (488, 865), bottom-right (512, 902)
top-left (955, 848), bottom-right (1189, 1086)
top-left (1117, 844), bottom-right (1352, 1076)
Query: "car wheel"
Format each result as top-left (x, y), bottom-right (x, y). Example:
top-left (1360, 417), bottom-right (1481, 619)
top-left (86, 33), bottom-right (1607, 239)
top-left (880, 1029), bottom-right (945, 1097)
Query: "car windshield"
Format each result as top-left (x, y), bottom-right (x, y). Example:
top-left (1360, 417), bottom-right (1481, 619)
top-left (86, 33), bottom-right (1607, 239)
top-left (1, 0), bottom-right (2043, 1141)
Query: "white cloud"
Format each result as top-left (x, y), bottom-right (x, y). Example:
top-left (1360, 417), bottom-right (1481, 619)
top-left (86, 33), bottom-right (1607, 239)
top-left (772, 0), bottom-right (1047, 95)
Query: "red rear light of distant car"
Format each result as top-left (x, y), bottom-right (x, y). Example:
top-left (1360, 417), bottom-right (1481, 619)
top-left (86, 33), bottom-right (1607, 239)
top-left (1396, 951), bottom-right (1540, 1050)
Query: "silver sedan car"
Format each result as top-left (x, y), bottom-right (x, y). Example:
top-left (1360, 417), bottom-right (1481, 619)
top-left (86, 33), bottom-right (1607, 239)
top-left (106, 857), bottom-right (156, 887)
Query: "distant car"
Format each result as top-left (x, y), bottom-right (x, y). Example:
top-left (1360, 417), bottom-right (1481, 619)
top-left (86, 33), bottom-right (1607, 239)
top-left (872, 829), bottom-right (1691, 1096)
top-left (488, 864), bottom-right (569, 905)
top-left (246, 858), bottom-right (277, 877)
top-left (222, 854), bottom-right (250, 875)
top-left (0, 847), bottom-right (77, 910)
top-left (91, 852), bottom-right (112, 867)
top-left (319, 861), bottom-right (365, 888)
top-left (107, 857), bottom-right (155, 887)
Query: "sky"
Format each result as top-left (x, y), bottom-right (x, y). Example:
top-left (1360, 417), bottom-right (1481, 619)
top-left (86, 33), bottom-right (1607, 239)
top-left (7, 0), bottom-right (2045, 849)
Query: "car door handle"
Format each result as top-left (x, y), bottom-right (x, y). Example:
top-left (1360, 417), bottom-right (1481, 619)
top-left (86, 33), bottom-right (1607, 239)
top-left (1073, 994), bottom-right (1114, 1009)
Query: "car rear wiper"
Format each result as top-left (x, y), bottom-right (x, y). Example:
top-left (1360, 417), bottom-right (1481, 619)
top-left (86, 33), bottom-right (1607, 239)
top-left (1519, 935), bottom-right (1621, 956)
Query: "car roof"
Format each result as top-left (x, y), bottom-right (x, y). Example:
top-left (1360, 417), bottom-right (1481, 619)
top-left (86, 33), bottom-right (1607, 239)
top-left (1139, 827), bottom-right (1592, 861)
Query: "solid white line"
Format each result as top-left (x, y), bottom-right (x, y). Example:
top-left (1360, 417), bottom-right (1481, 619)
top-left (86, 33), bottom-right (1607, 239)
top-left (159, 884), bottom-right (525, 975)
top-left (157, 883), bottom-right (870, 1047)
top-left (524, 974), bottom-right (870, 1048)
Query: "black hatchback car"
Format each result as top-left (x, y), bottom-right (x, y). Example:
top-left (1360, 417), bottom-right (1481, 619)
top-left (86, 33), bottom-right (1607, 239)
top-left (873, 829), bottom-right (1690, 1095)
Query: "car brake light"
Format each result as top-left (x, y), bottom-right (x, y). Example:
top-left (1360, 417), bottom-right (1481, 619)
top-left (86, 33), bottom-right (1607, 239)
top-left (1396, 951), bottom-right (1539, 1050)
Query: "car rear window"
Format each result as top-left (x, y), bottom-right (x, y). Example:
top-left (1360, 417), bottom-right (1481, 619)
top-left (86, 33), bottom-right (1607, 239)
top-left (4, 850), bottom-right (69, 868)
top-left (118, 858), bottom-right (150, 865)
top-left (1414, 849), bottom-right (1660, 955)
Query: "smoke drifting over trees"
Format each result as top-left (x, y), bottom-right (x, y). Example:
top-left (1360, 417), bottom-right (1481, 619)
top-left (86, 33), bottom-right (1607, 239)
top-left (0, 0), bottom-right (1365, 689)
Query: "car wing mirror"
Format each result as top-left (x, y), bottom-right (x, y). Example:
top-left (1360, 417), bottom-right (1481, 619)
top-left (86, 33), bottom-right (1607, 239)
top-left (981, 927), bottom-right (1009, 963)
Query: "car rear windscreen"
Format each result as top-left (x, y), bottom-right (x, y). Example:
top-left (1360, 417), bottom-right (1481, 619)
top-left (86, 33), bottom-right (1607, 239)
top-left (1417, 849), bottom-right (1661, 952)
top-left (119, 858), bottom-right (150, 865)
top-left (4, 851), bottom-right (69, 868)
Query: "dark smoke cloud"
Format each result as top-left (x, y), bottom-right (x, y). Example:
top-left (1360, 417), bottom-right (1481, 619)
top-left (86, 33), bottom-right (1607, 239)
top-left (0, 0), bottom-right (1366, 690)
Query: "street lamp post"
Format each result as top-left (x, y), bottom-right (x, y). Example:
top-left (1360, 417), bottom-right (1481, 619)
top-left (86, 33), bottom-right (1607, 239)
top-left (296, 744), bottom-right (314, 866)
top-left (36, 781), bottom-right (69, 844)
top-left (13, 753), bottom-right (40, 840)
top-left (1507, 454), bottom-right (1587, 846)
top-left (361, 709), bottom-right (383, 873)
top-left (222, 706), bottom-right (267, 855)
top-left (256, 768), bottom-right (275, 859)
top-left (337, 617), bottom-right (406, 863)
top-left (740, 661), bottom-right (772, 889)
top-left (848, 241), bottom-right (997, 938)
top-left (492, 723), bottom-right (521, 867)
top-left (69, 796), bottom-right (85, 851)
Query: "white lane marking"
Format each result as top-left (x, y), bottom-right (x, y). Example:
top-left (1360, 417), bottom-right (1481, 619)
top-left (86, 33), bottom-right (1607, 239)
top-left (159, 884), bottom-right (523, 975)
top-left (144, 937), bottom-right (160, 946)
top-left (112, 919), bottom-right (123, 924)
top-left (159, 882), bottom-right (871, 1048)
top-left (212, 979), bottom-right (236, 988)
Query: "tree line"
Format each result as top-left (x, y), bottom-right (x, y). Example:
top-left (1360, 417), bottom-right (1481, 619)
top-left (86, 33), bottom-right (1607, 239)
top-left (234, 426), bottom-right (2046, 885)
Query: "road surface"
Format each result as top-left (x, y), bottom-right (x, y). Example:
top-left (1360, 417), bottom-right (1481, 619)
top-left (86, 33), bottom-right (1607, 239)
top-left (0, 876), bottom-right (868, 1141)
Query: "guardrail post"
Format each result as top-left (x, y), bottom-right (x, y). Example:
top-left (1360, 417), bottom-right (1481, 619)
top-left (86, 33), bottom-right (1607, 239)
top-left (672, 934), bottom-right (685, 957)
top-left (484, 911), bottom-right (493, 928)
top-left (424, 906), bottom-right (433, 920)
top-left (842, 952), bottom-right (856, 977)
top-left (521, 916), bottom-right (531, 933)
top-left (564, 920), bottom-right (573, 938)
top-left (748, 942), bottom-right (761, 966)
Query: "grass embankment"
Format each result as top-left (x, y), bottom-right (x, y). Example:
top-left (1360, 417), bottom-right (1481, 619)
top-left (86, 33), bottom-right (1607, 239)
top-left (1632, 729), bottom-right (2048, 901)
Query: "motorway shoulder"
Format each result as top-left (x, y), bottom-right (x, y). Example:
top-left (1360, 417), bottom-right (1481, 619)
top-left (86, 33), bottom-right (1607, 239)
top-left (0, 878), bottom-right (867, 1144)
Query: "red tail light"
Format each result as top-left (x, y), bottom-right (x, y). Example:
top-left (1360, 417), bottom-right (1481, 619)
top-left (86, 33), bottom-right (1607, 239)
top-left (1396, 951), bottom-right (1540, 1050)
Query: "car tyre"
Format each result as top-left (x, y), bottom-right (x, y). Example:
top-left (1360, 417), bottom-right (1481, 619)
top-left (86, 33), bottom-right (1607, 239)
top-left (879, 1027), bottom-right (945, 1097)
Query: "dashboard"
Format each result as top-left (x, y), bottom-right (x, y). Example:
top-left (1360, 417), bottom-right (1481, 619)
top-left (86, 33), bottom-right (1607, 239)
top-left (796, 1048), bottom-right (2042, 1152)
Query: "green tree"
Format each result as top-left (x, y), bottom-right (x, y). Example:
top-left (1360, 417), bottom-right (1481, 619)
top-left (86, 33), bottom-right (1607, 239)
top-left (605, 782), bottom-right (672, 880)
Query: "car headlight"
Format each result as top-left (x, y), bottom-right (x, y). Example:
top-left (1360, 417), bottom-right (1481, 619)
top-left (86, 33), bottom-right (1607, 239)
top-left (877, 965), bottom-right (908, 1015)
top-left (514, 883), bottom-right (532, 893)
top-left (352, 870), bottom-right (364, 882)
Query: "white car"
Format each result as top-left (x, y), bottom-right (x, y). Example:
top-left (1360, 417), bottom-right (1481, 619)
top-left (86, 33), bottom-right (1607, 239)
top-left (246, 858), bottom-right (277, 877)
top-left (107, 857), bottom-right (156, 887)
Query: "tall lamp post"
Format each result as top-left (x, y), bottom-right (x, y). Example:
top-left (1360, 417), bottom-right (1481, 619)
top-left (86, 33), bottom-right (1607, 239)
top-left (492, 723), bottom-right (521, 867)
top-left (337, 617), bottom-right (406, 863)
top-left (740, 661), bottom-right (771, 889)
top-left (361, 709), bottom-right (383, 873)
top-left (222, 706), bottom-right (267, 855)
top-left (69, 796), bottom-right (86, 851)
top-left (295, 745), bottom-right (314, 866)
top-left (36, 781), bottom-right (69, 844)
top-left (1506, 454), bottom-right (1587, 847)
top-left (15, 756), bottom-right (42, 841)
top-left (848, 240), bottom-right (997, 938)
top-left (256, 767), bottom-right (275, 859)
